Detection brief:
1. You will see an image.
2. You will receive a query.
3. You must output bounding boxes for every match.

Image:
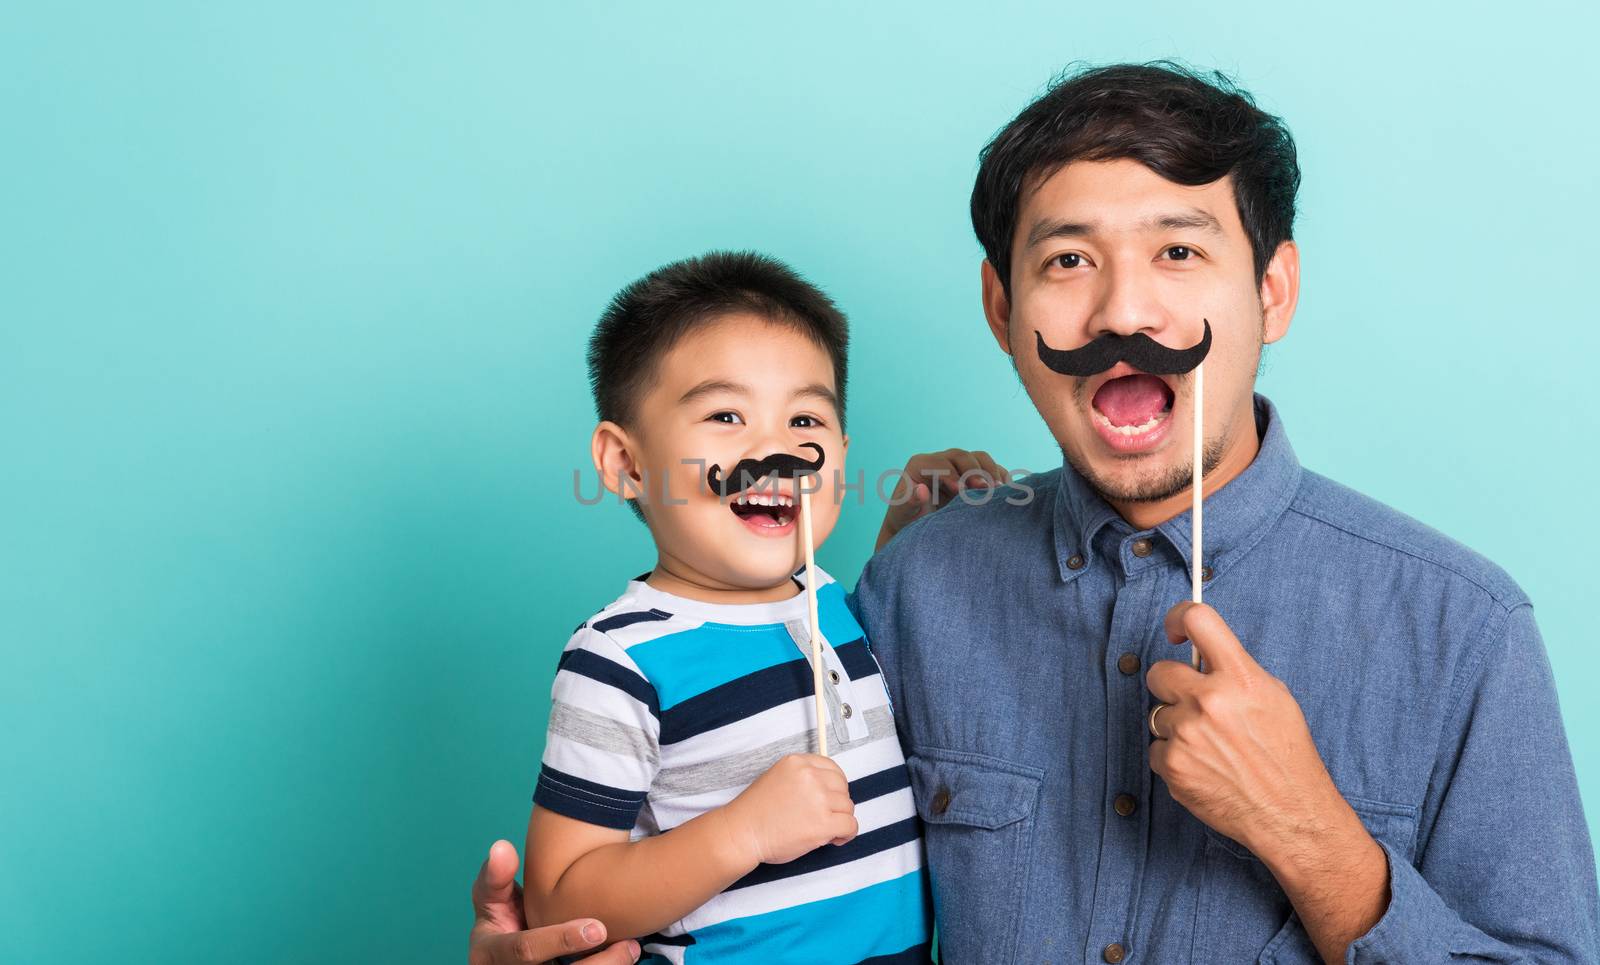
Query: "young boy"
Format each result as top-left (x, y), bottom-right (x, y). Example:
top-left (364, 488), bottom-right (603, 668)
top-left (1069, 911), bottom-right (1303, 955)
top-left (524, 252), bottom-right (933, 962)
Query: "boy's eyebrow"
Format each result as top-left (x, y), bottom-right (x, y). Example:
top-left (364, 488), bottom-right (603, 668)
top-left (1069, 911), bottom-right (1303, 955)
top-left (1024, 207), bottom-right (1224, 248)
top-left (677, 379), bottom-right (750, 405)
top-left (793, 383), bottom-right (839, 409)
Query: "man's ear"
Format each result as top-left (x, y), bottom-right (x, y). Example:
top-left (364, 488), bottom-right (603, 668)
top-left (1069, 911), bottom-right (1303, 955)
top-left (1259, 240), bottom-right (1300, 345)
top-left (591, 420), bottom-right (645, 502)
top-left (980, 260), bottom-right (1013, 356)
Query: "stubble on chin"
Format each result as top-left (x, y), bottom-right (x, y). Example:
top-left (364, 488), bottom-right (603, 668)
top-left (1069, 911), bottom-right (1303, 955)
top-left (1063, 431), bottom-right (1229, 504)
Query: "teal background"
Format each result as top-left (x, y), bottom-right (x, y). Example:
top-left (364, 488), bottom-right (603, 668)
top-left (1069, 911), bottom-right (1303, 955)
top-left (4, 2), bottom-right (1597, 961)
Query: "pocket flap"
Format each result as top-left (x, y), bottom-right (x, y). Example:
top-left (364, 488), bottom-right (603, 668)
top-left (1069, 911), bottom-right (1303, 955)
top-left (905, 747), bottom-right (1044, 830)
top-left (1345, 794), bottom-right (1420, 860)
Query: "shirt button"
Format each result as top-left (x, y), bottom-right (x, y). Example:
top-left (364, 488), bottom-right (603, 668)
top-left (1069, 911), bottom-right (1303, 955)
top-left (930, 787), bottom-right (951, 816)
top-left (1202, 564), bottom-right (1215, 581)
top-left (828, 669), bottom-right (841, 685)
top-left (1113, 793), bottom-right (1137, 817)
top-left (841, 703), bottom-right (853, 719)
top-left (1103, 942), bottom-right (1127, 963)
top-left (1067, 553), bottom-right (1086, 570)
top-left (1117, 652), bottom-right (1141, 676)
top-left (1131, 538), bottom-right (1153, 558)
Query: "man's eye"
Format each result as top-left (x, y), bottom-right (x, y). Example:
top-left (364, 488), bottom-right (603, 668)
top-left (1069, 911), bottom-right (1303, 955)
top-left (708, 411), bottom-right (743, 425)
top-left (1164, 246), bottom-right (1194, 261)
top-left (1053, 253), bottom-right (1085, 270)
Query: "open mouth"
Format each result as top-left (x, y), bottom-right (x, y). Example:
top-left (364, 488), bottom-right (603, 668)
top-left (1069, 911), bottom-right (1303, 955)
top-left (729, 489), bottom-right (798, 534)
top-left (1090, 372), bottom-right (1176, 448)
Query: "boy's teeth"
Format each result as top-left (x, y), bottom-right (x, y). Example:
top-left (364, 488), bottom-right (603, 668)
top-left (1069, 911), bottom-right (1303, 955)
top-left (732, 492), bottom-right (794, 506)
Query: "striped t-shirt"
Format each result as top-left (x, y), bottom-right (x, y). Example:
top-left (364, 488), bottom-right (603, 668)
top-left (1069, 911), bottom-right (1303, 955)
top-left (533, 566), bottom-right (933, 964)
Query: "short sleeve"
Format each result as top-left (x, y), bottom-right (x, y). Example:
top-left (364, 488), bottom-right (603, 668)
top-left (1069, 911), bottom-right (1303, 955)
top-left (532, 626), bottom-right (662, 831)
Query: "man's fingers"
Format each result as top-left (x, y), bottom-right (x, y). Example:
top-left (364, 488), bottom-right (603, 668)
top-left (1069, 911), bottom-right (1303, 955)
top-left (1164, 602), bottom-right (1255, 676)
top-left (1148, 735), bottom-right (1172, 777)
top-left (576, 940), bottom-right (644, 965)
top-left (944, 450), bottom-right (983, 489)
top-left (1145, 658), bottom-right (1203, 704)
top-left (1147, 700), bottom-right (1198, 742)
top-left (471, 922), bottom-right (639, 965)
top-left (472, 839), bottom-right (521, 913)
top-left (971, 450), bottom-right (1011, 486)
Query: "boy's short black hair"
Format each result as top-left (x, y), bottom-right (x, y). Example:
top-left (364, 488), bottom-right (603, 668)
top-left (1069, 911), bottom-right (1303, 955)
top-left (588, 250), bottom-right (849, 430)
top-left (971, 61), bottom-right (1301, 295)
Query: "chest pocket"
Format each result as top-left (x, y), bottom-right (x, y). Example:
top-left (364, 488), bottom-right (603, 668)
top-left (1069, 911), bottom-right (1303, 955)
top-left (1193, 795), bottom-right (1420, 964)
top-left (905, 747), bottom-right (1043, 965)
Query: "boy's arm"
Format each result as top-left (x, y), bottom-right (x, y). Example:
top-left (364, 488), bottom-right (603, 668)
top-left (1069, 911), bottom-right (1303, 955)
top-left (523, 806), bottom-right (748, 939)
top-left (525, 753), bottom-right (858, 941)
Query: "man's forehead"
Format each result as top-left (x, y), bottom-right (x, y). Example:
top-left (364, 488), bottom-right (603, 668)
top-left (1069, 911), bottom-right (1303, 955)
top-left (1016, 158), bottom-right (1243, 241)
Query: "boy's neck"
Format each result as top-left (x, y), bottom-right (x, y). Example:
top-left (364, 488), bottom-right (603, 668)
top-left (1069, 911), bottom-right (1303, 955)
top-left (645, 557), bottom-right (803, 605)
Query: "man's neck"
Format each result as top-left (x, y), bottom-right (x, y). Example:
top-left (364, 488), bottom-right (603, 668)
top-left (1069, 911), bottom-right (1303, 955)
top-left (1106, 406), bottom-right (1262, 531)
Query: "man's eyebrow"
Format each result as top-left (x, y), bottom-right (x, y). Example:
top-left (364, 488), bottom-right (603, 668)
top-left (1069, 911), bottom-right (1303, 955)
top-left (1146, 208), bottom-right (1224, 235)
top-left (792, 383), bottom-right (839, 409)
top-left (1024, 208), bottom-right (1224, 248)
top-left (677, 379), bottom-right (749, 405)
top-left (1025, 218), bottom-right (1097, 249)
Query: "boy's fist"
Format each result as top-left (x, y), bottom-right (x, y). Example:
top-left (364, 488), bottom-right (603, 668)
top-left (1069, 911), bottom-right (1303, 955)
top-left (722, 754), bottom-right (858, 865)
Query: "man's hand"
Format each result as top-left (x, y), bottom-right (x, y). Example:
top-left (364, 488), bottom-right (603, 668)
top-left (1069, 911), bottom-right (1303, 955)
top-left (1146, 602), bottom-right (1389, 962)
top-left (875, 449), bottom-right (1010, 551)
top-left (469, 839), bottom-right (640, 965)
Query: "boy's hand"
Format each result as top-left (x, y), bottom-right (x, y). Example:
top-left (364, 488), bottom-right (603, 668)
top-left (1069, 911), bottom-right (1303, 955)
top-left (876, 449), bottom-right (1010, 551)
top-left (721, 754), bottom-right (858, 865)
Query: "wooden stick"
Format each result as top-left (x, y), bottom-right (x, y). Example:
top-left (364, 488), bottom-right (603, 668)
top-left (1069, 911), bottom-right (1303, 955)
top-left (799, 487), bottom-right (827, 756)
top-left (1190, 361), bottom-right (1204, 671)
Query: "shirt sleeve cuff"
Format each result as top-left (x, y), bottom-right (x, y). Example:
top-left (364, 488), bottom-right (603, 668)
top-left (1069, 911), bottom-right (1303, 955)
top-left (1345, 838), bottom-right (1514, 964)
top-left (532, 764), bottom-right (646, 831)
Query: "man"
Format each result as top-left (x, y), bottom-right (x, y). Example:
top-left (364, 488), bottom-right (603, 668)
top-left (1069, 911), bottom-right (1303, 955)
top-left (473, 62), bottom-right (1598, 963)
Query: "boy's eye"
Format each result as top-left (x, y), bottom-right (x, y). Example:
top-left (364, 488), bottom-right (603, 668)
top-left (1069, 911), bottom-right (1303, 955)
top-left (791, 414), bottom-right (823, 428)
top-left (708, 411), bottom-right (743, 425)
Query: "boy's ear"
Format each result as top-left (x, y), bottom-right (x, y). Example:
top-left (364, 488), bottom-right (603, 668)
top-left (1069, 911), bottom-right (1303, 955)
top-left (980, 260), bottom-right (1013, 356)
top-left (841, 434), bottom-right (850, 456)
top-left (591, 420), bottom-right (645, 502)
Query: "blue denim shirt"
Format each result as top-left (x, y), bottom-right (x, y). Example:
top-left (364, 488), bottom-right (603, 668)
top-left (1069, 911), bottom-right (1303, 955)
top-left (849, 394), bottom-right (1598, 964)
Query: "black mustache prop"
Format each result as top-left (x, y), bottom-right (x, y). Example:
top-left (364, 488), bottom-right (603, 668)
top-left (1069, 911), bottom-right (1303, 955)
top-left (1034, 319), bottom-right (1212, 377)
top-left (705, 442), bottom-right (826, 497)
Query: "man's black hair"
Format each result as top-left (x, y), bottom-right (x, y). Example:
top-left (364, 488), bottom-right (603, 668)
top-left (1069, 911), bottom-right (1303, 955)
top-left (588, 251), bottom-right (848, 432)
top-left (971, 61), bottom-right (1301, 295)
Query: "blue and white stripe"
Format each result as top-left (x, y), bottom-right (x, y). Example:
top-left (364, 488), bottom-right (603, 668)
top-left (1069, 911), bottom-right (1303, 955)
top-left (533, 567), bottom-right (932, 964)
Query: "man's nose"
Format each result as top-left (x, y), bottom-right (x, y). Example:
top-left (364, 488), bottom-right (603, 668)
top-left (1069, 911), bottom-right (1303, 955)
top-left (1085, 262), bottom-right (1171, 340)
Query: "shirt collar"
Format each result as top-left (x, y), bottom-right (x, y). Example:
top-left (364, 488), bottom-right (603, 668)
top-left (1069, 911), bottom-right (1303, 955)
top-left (1052, 393), bottom-right (1303, 582)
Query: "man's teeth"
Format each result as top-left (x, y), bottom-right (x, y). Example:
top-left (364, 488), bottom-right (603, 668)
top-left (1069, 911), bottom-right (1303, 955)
top-left (1092, 406), bottom-right (1169, 436)
top-left (733, 492), bottom-right (795, 507)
